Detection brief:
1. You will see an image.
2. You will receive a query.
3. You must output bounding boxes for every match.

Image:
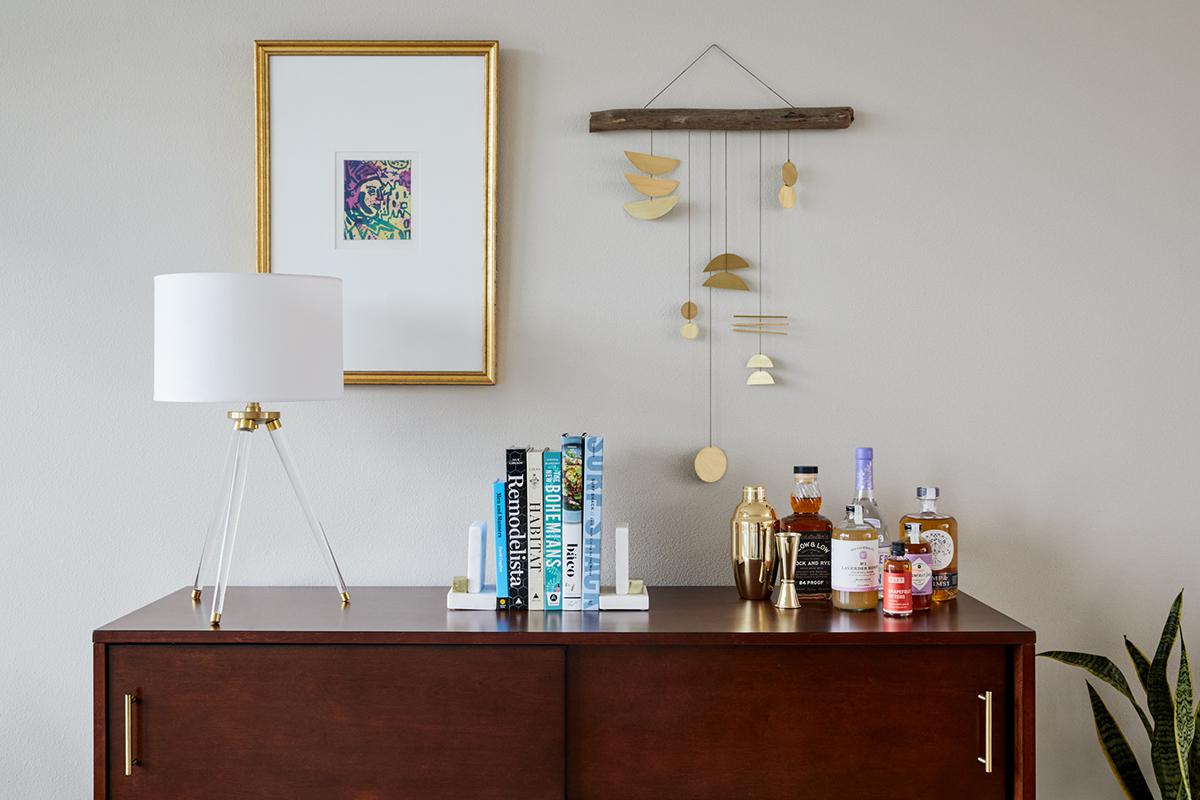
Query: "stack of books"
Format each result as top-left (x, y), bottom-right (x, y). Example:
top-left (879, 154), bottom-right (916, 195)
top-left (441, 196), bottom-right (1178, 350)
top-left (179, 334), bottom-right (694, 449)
top-left (495, 434), bottom-right (603, 611)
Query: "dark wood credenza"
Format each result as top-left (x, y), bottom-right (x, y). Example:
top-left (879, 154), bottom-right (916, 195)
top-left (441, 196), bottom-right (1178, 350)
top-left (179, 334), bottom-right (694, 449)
top-left (94, 587), bottom-right (1035, 799)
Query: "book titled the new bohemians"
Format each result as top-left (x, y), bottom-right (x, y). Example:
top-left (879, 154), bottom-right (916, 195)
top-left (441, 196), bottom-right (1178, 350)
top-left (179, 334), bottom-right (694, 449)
top-left (491, 478), bottom-right (508, 609)
top-left (582, 435), bottom-right (604, 611)
top-left (560, 435), bottom-right (584, 611)
top-left (504, 448), bottom-right (528, 610)
top-left (542, 450), bottom-right (563, 611)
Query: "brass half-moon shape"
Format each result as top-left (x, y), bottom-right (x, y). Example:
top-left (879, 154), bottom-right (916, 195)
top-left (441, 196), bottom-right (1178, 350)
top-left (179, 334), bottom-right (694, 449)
top-left (781, 160), bottom-right (798, 186)
top-left (778, 185), bottom-right (797, 208)
top-left (704, 253), bottom-right (750, 272)
top-left (624, 150), bottom-right (680, 175)
top-left (747, 369), bottom-right (776, 386)
top-left (624, 196), bottom-right (679, 220)
top-left (703, 271), bottom-right (750, 291)
top-left (694, 445), bottom-right (728, 483)
top-left (625, 172), bottom-right (680, 197)
top-left (746, 353), bottom-right (774, 368)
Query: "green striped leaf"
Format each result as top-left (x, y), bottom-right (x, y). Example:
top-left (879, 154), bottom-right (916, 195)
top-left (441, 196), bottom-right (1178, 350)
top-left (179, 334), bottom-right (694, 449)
top-left (1086, 681), bottom-right (1155, 800)
top-left (1189, 702), bottom-right (1200, 797)
top-left (1149, 591), bottom-right (1188, 800)
top-left (1127, 636), bottom-right (1151, 692)
top-left (1179, 633), bottom-right (1194, 790)
top-left (1041, 650), bottom-right (1153, 737)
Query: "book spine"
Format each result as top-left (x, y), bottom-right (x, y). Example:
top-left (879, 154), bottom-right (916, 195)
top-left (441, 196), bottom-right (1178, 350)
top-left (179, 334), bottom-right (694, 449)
top-left (542, 450), bottom-right (563, 611)
top-left (526, 449), bottom-right (545, 611)
top-left (561, 435), bottom-right (584, 611)
top-left (582, 435), bottom-right (604, 611)
top-left (505, 448), bottom-right (528, 610)
top-left (491, 479), bottom-right (508, 609)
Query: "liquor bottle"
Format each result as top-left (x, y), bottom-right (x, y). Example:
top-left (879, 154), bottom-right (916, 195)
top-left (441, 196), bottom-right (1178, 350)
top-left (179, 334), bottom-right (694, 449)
top-left (779, 466), bottom-right (832, 601)
top-left (831, 504), bottom-right (878, 612)
top-left (882, 542), bottom-right (912, 617)
top-left (847, 447), bottom-right (889, 596)
top-left (899, 486), bottom-right (958, 602)
top-left (902, 522), bottom-right (932, 612)
top-left (731, 485), bottom-right (778, 601)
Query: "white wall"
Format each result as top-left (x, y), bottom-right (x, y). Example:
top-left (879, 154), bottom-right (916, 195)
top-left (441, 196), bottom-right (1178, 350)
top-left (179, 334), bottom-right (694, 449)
top-left (2, 1), bottom-right (1197, 796)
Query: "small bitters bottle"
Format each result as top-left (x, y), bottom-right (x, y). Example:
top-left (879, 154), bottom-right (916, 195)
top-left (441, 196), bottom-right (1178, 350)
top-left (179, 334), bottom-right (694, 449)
top-left (882, 541), bottom-right (913, 617)
top-left (903, 522), bottom-right (932, 612)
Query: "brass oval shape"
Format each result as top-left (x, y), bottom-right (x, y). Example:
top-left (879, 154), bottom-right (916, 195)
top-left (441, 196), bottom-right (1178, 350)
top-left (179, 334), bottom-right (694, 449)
top-left (680, 301), bottom-right (698, 320)
top-left (778, 185), bottom-right (797, 208)
top-left (704, 253), bottom-right (750, 272)
top-left (694, 445), bottom-right (728, 483)
top-left (781, 160), bottom-right (798, 186)
top-left (624, 196), bottom-right (679, 220)
top-left (624, 172), bottom-right (679, 198)
top-left (624, 150), bottom-right (681, 175)
top-left (703, 271), bottom-right (750, 291)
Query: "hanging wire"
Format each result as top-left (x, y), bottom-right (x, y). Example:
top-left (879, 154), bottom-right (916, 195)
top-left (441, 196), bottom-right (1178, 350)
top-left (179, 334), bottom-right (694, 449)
top-left (707, 130), bottom-right (714, 447)
top-left (686, 130), bottom-right (692, 304)
top-left (758, 130), bottom-right (764, 352)
top-left (642, 43), bottom-right (796, 109)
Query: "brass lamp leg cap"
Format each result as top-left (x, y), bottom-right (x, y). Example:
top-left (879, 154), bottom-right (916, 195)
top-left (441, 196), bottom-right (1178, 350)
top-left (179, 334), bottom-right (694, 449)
top-left (340, 591), bottom-right (351, 605)
top-left (191, 588), bottom-right (202, 603)
top-left (210, 612), bottom-right (221, 626)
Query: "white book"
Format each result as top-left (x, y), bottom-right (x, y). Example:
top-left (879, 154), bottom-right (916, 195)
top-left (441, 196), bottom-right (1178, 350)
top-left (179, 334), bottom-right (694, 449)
top-left (615, 524), bottom-right (630, 595)
top-left (562, 522), bottom-right (583, 610)
top-left (526, 449), bottom-right (545, 611)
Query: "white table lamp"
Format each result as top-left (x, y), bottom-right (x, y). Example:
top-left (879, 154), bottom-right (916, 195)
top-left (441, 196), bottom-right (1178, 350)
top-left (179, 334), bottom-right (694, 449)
top-left (155, 272), bottom-right (350, 625)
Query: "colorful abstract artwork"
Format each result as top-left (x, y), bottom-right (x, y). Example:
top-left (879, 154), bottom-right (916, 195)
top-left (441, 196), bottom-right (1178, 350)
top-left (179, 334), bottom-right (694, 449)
top-left (342, 159), bottom-right (413, 241)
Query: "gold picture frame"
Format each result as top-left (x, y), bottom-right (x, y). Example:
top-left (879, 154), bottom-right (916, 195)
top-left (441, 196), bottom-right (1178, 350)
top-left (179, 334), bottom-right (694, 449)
top-left (255, 40), bottom-right (498, 385)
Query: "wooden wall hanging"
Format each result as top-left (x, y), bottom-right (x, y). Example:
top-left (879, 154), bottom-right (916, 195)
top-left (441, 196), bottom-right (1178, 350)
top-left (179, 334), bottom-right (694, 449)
top-left (589, 43), bottom-right (855, 482)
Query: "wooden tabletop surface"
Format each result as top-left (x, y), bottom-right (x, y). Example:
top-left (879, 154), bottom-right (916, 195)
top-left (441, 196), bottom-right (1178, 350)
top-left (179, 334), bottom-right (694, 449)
top-left (94, 587), bottom-right (1034, 645)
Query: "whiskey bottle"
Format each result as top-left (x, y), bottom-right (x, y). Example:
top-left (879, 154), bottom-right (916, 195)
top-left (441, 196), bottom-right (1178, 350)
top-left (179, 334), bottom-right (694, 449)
top-left (779, 466), bottom-right (832, 602)
top-left (899, 486), bottom-right (958, 602)
top-left (847, 447), bottom-right (889, 596)
top-left (831, 504), bottom-right (878, 612)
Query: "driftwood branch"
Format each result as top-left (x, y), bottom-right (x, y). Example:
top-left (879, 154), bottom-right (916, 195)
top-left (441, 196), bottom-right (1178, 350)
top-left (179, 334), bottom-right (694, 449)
top-left (589, 107), bottom-right (854, 132)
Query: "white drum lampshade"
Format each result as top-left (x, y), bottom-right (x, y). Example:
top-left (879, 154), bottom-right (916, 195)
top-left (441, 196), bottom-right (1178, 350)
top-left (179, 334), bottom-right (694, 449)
top-left (154, 273), bottom-right (343, 403)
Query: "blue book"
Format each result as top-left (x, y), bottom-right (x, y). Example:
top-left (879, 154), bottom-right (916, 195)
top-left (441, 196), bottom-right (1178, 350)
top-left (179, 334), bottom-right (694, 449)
top-left (491, 479), bottom-right (508, 609)
top-left (542, 451), bottom-right (563, 611)
top-left (582, 435), bottom-right (604, 611)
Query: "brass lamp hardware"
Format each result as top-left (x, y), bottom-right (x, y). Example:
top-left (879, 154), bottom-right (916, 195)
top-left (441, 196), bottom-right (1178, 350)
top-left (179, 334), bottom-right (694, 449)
top-left (124, 693), bottom-right (139, 776)
top-left (227, 402), bottom-right (281, 432)
top-left (977, 691), bottom-right (993, 773)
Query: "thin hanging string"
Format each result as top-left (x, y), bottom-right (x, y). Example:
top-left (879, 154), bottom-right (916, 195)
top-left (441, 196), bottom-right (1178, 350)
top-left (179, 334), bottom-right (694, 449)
top-left (723, 131), bottom-right (729, 266)
top-left (686, 130), bottom-right (692, 304)
top-left (787, 129), bottom-right (791, 162)
top-left (642, 43), bottom-right (796, 109)
top-left (707, 131), bottom-right (714, 447)
top-left (758, 130), bottom-right (764, 353)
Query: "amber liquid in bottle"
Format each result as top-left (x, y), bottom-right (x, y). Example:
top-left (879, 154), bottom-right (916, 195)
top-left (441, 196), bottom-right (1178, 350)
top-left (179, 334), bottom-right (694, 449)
top-left (899, 487), bottom-right (958, 602)
top-left (903, 523), bottom-right (933, 612)
top-left (780, 467), bottom-right (833, 602)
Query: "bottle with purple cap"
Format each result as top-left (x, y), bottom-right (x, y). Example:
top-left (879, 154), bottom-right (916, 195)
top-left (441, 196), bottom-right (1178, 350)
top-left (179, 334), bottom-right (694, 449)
top-left (847, 447), bottom-right (890, 596)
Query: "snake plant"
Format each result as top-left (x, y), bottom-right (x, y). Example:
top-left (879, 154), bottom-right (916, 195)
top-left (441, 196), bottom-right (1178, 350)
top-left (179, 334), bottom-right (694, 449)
top-left (1041, 591), bottom-right (1198, 800)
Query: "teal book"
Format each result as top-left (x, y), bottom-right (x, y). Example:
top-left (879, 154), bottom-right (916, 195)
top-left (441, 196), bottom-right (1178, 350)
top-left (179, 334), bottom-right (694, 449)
top-left (582, 435), bottom-right (604, 611)
top-left (491, 479), bottom-right (508, 609)
top-left (542, 450), bottom-right (563, 610)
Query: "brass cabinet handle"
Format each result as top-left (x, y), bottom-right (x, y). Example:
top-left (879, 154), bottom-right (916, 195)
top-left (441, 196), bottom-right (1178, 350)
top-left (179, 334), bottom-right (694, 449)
top-left (977, 691), bottom-right (993, 773)
top-left (124, 693), bottom-right (139, 776)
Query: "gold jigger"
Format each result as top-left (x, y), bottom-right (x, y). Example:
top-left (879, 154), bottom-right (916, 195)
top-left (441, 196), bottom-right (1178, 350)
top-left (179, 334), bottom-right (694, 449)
top-left (773, 531), bottom-right (801, 609)
top-left (731, 485), bottom-right (778, 600)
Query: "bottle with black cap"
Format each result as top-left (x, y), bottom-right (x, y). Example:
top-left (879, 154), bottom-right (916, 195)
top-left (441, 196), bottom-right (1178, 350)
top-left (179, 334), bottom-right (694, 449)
top-left (780, 466), bottom-right (833, 601)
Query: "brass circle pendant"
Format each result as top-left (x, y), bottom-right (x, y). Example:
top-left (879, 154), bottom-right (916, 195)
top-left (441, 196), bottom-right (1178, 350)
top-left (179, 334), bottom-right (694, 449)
top-left (680, 300), bottom-right (698, 320)
top-left (680, 322), bottom-right (700, 340)
top-left (694, 445), bottom-right (728, 483)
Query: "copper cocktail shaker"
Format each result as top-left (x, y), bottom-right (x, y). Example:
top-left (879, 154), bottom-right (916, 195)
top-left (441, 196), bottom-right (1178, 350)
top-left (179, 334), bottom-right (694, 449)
top-left (731, 485), bottom-right (778, 600)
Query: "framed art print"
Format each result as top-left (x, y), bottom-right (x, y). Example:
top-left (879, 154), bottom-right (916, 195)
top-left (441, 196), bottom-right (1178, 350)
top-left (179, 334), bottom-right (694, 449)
top-left (256, 41), bottom-right (498, 384)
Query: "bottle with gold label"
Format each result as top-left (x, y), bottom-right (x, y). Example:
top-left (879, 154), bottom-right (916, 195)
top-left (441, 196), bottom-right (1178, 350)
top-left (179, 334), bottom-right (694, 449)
top-left (831, 504), bottom-right (878, 611)
top-left (899, 486), bottom-right (958, 602)
top-left (731, 485), bottom-right (778, 601)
